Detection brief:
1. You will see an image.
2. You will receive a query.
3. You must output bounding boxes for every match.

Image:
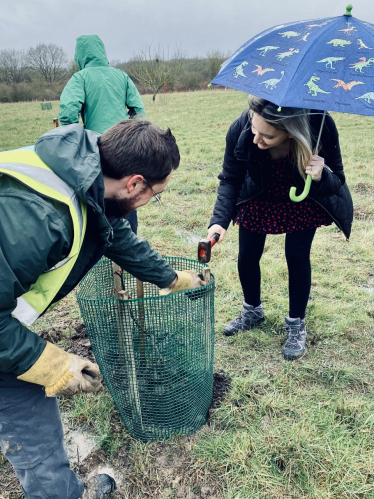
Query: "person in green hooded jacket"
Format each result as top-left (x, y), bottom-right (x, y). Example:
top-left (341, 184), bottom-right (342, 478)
top-left (59, 34), bottom-right (145, 133)
top-left (59, 34), bottom-right (146, 234)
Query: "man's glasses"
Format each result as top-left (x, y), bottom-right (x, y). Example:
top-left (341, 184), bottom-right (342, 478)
top-left (143, 179), bottom-right (162, 204)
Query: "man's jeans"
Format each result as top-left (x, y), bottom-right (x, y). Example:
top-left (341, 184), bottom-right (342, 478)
top-left (0, 372), bottom-right (84, 499)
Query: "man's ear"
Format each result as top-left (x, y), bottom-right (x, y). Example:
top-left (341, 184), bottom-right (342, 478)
top-left (126, 174), bottom-right (144, 193)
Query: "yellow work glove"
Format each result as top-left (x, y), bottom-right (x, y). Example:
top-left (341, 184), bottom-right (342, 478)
top-left (159, 270), bottom-right (206, 296)
top-left (17, 342), bottom-right (103, 397)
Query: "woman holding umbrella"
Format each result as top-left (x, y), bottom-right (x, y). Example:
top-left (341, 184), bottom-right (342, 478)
top-left (207, 96), bottom-right (353, 360)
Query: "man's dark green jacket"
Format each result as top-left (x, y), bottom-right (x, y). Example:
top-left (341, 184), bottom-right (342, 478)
top-left (0, 125), bottom-right (176, 376)
top-left (59, 35), bottom-right (145, 133)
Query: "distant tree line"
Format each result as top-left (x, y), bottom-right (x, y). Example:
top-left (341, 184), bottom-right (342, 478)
top-left (0, 43), bottom-right (228, 103)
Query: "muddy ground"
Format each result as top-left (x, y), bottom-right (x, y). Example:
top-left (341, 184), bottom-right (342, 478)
top-left (0, 320), bottom-right (231, 499)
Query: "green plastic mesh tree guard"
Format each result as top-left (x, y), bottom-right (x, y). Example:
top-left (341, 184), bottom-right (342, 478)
top-left (76, 257), bottom-right (215, 442)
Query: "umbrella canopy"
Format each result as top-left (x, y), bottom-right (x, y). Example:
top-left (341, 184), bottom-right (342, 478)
top-left (212, 5), bottom-right (374, 117)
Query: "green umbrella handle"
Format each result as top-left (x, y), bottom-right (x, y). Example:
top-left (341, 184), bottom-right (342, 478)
top-left (289, 174), bottom-right (312, 202)
top-left (289, 111), bottom-right (327, 202)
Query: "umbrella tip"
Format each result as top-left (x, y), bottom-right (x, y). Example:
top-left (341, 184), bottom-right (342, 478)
top-left (344, 4), bottom-right (353, 16)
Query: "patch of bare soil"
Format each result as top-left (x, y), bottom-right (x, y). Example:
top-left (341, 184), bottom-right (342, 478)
top-left (73, 448), bottom-right (128, 490)
top-left (353, 205), bottom-right (373, 220)
top-left (353, 182), bottom-right (374, 193)
top-left (210, 370), bottom-right (231, 412)
top-left (39, 320), bottom-right (95, 363)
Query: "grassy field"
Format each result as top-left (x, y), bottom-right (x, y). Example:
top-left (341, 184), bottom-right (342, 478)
top-left (1, 91), bottom-right (374, 498)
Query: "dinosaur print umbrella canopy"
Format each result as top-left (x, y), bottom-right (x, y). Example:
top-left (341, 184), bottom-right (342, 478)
top-left (211, 5), bottom-right (374, 116)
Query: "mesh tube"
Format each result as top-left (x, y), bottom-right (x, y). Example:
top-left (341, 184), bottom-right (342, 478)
top-left (76, 257), bottom-right (215, 442)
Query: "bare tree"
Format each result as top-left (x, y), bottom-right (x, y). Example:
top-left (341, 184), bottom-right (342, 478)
top-left (110, 59), bottom-right (121, 68)
top-left (27, 44), bottom-right (68, 84)
top-left (0, 49), bottom-right (28, 83)
top-left (67, 60), bottom-right (80, 77)
top-left (127, 45), bottom-right (184, 101)
top-left (206, 50), bottom-right (228, 81)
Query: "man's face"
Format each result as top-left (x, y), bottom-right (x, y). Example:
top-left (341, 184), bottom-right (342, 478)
top-left (104, 172), bottom-right (172, 219)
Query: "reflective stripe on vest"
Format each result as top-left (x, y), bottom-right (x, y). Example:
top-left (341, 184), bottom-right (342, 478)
top-left (0, 150), bottom-right (87, 326)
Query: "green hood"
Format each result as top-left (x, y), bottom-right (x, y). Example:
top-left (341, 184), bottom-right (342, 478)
top-left (59, 35), bottom-right (146, 133)
top-left (74, 35), bottom-right (109, 69)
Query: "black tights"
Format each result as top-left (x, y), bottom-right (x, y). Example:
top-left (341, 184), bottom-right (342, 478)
top-left (237, 227), bottom-right (316, 319)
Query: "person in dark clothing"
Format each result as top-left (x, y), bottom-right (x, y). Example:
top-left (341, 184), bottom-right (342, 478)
top-left (59, 34), bottom-right (145, 233)
top-left (0, 120), bottom-right (204, 499)
top-left (207, 95), bottom-right (353, 360)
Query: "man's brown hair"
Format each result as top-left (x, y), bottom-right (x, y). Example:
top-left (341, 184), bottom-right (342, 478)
top-left (98, 119), bottom-right (180, 184)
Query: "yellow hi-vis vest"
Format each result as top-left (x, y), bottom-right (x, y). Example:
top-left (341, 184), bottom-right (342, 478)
top-left (0, 150), bottom-right (87, 326)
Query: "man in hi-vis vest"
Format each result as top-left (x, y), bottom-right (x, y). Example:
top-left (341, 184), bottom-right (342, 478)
top-left (0, 120), bottom-right (204, 499)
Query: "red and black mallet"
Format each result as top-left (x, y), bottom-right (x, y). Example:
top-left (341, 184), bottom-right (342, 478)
top-left (197, 233), bottom-right (220, 264)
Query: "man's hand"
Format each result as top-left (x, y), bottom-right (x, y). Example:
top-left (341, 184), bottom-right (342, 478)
top-left (159, 270), bottom-right (206, 296)
top-left (17, 342), bottom-right (103, 397)
top-left (53, 355), bottom-right (103, 397)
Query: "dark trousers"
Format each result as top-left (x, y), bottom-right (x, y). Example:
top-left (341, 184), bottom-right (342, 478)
top-left (0, 372), bottom-right (84, 499)
top-left (237, 227), bottom-right (316, 319)
top-left (125, 209), bottom-right (138, 234)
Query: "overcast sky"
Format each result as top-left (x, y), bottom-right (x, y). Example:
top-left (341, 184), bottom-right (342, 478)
top-left (1, 0), bottom-right (374, 62)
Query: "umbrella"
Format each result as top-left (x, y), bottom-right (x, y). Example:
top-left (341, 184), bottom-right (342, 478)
top-left (211, 4), bottom-right (374, 201)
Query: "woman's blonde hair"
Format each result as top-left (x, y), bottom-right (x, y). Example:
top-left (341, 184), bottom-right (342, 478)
top-left (248, 95), bottom-right (313, 179)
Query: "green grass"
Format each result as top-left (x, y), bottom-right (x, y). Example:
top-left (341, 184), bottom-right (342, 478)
top-left (1, 90), bottom-right (374, 498)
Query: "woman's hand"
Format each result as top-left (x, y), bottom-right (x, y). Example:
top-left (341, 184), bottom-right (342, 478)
top-left (305, 155), bottom-right (324, 181)
top-left (207, 224), bottom-right (226, 243)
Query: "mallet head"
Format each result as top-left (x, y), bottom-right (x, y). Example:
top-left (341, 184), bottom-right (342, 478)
top-left (197, 233), bottom-right (220, 263)
top-left (198, 239), bottom-right (211, 263)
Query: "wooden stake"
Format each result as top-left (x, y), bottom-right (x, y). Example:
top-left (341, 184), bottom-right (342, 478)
top-left (203, 266), bottom-right (211, 284)
top-left (112, 263), bottom-right (143, 433)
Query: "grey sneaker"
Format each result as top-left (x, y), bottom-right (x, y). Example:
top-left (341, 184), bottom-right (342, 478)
top-left (223, 302), bottom-right (264, 336)
top-left (82, 474), bottom-right (116, 499)
top-left (283, 317), bottom-right (307, 361)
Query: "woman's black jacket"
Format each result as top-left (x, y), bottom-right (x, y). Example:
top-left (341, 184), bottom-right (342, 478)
top-left (209, 110), bottom-right (353, 239)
